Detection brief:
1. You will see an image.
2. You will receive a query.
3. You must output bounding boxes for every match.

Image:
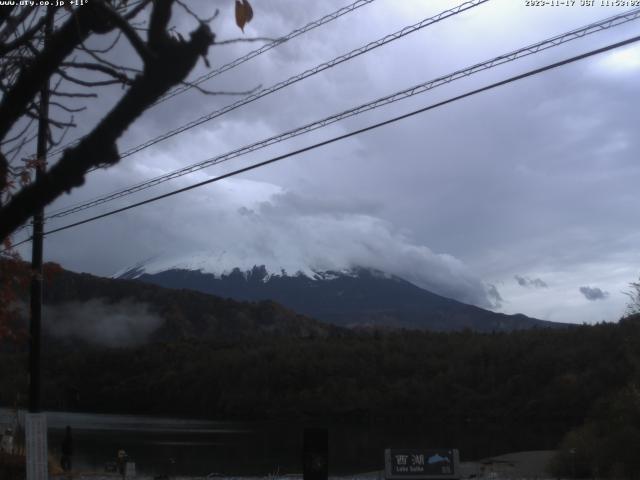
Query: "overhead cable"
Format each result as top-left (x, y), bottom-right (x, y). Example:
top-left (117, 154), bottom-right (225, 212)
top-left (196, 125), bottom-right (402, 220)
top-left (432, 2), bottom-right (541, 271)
top-left (24, 33), bottom-right (640, 243)
top-left (46, 0), bottom-right (377, 158)
top-left (99, 0), bottom-right (489, 160)
top-left (157, 0), bottom-right (377, 104)
top-left (44, 0), bottom-right (490, 218)
top-left (43, 6), bottom-right (640, 221)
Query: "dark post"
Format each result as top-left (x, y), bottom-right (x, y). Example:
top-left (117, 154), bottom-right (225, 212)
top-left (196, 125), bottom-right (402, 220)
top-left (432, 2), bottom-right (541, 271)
top-left (28, 9), bottom-right (52, 414)
top-left (303, 427), bottom-right (328, 480)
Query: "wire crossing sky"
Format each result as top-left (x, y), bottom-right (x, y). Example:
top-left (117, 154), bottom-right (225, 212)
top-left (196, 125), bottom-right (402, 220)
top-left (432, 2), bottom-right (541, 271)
top-left (114, 0), bottom-right (489, 160)
top-left (11, 0), bottom-right (640, 324)
top-left (43, 0), bottom-right (490, 218)
top-left (155, 0), bottom-right (378, 105)
top-left (46, 0), bottom-right (378, 159)
top-left (14, 34), bottom-right (635, 244)
top-left (42, 7), bottom-right (640, 222)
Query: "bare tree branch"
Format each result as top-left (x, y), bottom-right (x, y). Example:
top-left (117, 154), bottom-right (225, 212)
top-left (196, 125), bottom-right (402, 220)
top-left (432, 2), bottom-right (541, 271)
top-left (50, 118), bottom-right (74, 147)
top-left (124, 0), bottom-right (153, 21)
top-left (0, 14), bottom-right (47, 57)
top-left (56, 68), bottom-right (130, 87)
top-left (214, 37), bottom-right (276, 45)
top-left (0, 117), bottom-right (36, 146)
top-left (6, 133), bottom-right (37, 163)
top-left (78, 45), bottom-right (142, 73)
top-left (0, 150), bottom-right (8, 194)
top-left (80, 29), bottom-right (123, 54)
top-left (51, 90), bottom-right (98, 98)
top-left (0, 6), bottom-right (215, 241)
top-left (0, 6), bottom-right (16, 32)
top-left (183, 82), bottom-right (262, 97)
top-left (61, 61), bottom-right (135, 84)
top-left (100, 2), bottom-right (154, 64)
top-left (24, 105), bottom-right (75, 129)
top-left (49, 101), bottom-right (87, 113)
top-left (0, 8), bottom-right (32, 43)
top-left (0, 1), bottom-right (116, 142)
top-left (148, 0), bottom-right (173, 50)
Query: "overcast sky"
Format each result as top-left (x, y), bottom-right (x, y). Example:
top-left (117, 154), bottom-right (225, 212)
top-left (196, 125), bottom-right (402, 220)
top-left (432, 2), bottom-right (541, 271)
top-left (12, 0), bottom-right (640, 324)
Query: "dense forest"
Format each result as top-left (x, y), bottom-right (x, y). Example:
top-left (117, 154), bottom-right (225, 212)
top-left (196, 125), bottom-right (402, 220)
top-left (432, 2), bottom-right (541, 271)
top-left (1, 315), bottom-right (640, 476)
top-left (2, 262), bottom-right (639, 477)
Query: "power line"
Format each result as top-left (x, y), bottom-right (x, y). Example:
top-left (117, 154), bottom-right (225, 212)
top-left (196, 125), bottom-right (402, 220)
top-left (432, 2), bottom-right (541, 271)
top-left (17, 0), bottom-right (494, 245)
top-left (44, 0), bottom-right (489, 218)
top-left (90, 0), bottom-right (489, 162)
top-left (156, 0), bottom-right (376, 105)
top-left (20, 33), bottom-right (639, 244)
top-left (43, 7), bottom-right (640, 222)
top-left (46, 0), bottom-right (376, 159)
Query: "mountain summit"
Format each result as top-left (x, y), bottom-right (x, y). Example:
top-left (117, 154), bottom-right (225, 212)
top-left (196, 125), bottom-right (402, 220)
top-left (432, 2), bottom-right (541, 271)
top-left (118, 261), bottom-right (564, 332)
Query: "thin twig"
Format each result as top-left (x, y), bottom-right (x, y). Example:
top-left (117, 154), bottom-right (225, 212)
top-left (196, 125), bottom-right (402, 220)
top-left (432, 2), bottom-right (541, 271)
top-left (184, 82), bottom-right (262, 97)
top-left (214, 37), bottom-right (277, 46)
top-left (0, 117), bottom-right (35, 146)
top-left (101, 2), bottom-right (154, 64)
top-left (50, 117), bottom-right (74, 147)
top-left (175, 0), bottom-right (219, 24)
top-left (49, 101), bottom-right (87, 114)
top-left (78, 44), bottom-right (142, 74)
top-left (124, 0), bottom-right (153, 21)
top-left (51, 91), bottom-right (98, 98)
top-left (80, 29), bottom-right (123, 54)
top-left (56, 68), bottom-right (128, 87)
top-left (61, 61), bottom-right (134, 84)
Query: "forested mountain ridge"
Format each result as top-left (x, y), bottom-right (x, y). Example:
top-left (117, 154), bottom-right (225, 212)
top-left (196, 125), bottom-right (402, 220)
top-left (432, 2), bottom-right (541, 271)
top-left (122, 264), bottom-right (566, 332)
top-left (39, 266), bottom-right (341, 343)
top-left (2, 260), bottom-right (638, 478)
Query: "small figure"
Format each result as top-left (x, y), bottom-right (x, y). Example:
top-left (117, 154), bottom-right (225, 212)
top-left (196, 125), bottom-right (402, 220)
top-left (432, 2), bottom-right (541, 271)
top-left (0, 427), bottom-right (14, 454)
top-left (61, 425), bottom-right (73, 472)
top-left (117, 449), bottom-right (129, 478)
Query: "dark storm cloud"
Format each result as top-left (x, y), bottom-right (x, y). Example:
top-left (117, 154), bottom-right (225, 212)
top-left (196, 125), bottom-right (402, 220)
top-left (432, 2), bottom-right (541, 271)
top-left (579, 286), bottom-right (609, 301)
top-left (515, 275), bottom-right (548, 289)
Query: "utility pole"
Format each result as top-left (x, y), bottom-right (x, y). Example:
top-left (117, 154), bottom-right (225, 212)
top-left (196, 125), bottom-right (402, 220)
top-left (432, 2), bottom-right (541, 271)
top-left (29, 7), bottom-right (52, 416)
top-left (27, 8), bottom-right (52, 480)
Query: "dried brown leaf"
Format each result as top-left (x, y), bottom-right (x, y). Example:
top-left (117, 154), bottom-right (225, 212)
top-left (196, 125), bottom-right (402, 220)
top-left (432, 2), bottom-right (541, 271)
top-left (235, 0), bottom-right (254, 32)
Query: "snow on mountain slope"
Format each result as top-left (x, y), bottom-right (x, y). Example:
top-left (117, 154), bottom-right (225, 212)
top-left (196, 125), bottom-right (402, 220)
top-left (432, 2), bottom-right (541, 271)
top-left (115, 257), bottom-right (564, 332)
top-left (114, 250), bottom-right (371, 283)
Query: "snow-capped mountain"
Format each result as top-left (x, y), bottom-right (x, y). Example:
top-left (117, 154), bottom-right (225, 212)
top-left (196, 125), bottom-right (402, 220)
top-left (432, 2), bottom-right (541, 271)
top-left (116, 256), bottom-right (565, 332)
top-left (115, 252), bottom-right (392, 284)
top-left (114, 251), bottom-right (323, 282)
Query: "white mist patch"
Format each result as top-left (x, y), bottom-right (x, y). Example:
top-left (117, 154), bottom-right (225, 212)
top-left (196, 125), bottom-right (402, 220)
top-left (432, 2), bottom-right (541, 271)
top-left (44, 298), bottom-right (163, 347)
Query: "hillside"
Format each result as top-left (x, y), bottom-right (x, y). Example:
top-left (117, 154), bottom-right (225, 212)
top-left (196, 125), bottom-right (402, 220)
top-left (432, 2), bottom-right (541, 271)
top-left (121, 264), bottom-right (565, 332)
top-left (39, 266), bottom-right (340, 344)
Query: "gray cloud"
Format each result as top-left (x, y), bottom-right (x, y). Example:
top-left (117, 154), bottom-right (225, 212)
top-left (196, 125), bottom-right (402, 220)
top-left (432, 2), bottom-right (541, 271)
top-left (515, 275), bottom-right (548, 289)
top-left (579, 286), bottom-right (609, 301)
top-left (7, 0), bottom-right (635, 325)
top-left (117, 182), bottom-right (495, 308)
top-left (43, 299), bottom-right (163, 347)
